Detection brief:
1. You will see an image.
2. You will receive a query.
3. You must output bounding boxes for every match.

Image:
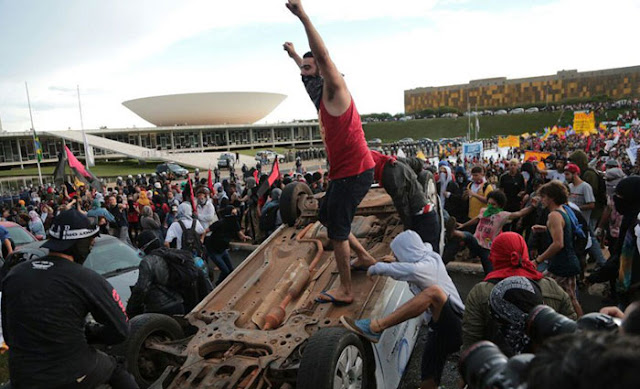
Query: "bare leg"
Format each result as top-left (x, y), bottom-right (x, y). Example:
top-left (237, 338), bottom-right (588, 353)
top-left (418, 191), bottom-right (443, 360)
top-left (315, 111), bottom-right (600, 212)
top-left (317, 239), bottom-right (353, 303)
top-left (371, 286), bottom-right (447, 333)
top-left (348, 233), bottom-right (377, 267)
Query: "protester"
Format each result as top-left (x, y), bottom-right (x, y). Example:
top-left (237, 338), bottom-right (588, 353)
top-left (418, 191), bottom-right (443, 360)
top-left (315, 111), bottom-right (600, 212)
top-left (461, 232), bottom-right (576, 355)
top-left (1, 209), bottom-right (137, 388)
top-left (127, 230), bottom-right (212, 317)
top-left (164, 202), bottom-right (205, 251)
top-left (286, 0), bottom-right (375, 306)
top-left (533, 181), bottom-right (584, 316)
top-left (340, 230), bottom-right (464, 389)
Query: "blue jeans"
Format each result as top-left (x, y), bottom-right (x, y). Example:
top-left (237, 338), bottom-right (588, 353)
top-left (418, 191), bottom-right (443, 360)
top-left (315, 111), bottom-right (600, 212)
top-left (209, 250), bottom-right (234, 286)
top-left (588, 230), bottom-right (607, 266)
top-left (462, 232), bottom-right (492, 275)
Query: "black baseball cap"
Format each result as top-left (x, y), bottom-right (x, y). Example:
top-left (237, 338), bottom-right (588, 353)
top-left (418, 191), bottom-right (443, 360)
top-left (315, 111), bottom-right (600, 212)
top-left (43, 209), bottom-right (99, 252)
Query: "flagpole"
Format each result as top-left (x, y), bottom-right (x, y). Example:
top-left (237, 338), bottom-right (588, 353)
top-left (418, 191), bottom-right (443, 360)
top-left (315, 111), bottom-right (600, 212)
top-left (25, 82), bottom-right (43, 186)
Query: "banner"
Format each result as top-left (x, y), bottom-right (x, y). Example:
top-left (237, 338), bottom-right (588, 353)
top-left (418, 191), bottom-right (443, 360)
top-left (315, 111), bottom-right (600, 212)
top-left (498, 135), bottom-right (520, 148)
top-left (524, 150), bottom-right (551, 170)
top-left (462, 141), bottom-right (483, 159)
top-left (573, 111), bottom-right (596, 135)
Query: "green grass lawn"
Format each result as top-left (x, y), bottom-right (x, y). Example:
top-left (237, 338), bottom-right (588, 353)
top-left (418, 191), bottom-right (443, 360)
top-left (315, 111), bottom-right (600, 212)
top-left (363, 108), bottom-right (630, 142)
top-left (363, 111), bottom-right (576, 142)
top-left (0, 160), bottom-right (159, 178)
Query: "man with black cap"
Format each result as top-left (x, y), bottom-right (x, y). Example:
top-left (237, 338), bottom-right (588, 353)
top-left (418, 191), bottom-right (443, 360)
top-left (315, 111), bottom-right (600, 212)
top-left (1, 209), bottom-right (137, 388)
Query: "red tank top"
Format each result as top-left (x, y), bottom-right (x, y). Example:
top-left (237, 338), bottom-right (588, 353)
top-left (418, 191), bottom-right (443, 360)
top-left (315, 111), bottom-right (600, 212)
top-left (320, 98), bottom-right (375, 179)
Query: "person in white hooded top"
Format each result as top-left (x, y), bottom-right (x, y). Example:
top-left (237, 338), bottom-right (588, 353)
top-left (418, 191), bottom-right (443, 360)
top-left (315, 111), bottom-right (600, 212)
top-left (340, 230), bottom-right (464, 389)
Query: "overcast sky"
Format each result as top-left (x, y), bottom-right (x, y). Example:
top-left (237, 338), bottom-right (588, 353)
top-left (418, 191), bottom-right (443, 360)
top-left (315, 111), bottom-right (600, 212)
top-left (0, 0), bottom-right (638, 132)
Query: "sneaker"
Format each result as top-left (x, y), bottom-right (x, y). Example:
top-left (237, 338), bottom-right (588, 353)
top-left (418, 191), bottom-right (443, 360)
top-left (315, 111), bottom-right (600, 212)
top-left (339, 316), bottom-right (382, 343)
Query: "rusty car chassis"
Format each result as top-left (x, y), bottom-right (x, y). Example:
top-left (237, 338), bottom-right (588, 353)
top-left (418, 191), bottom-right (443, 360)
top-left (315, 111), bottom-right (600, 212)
top-left (146, 184), bottom-right (433, 388)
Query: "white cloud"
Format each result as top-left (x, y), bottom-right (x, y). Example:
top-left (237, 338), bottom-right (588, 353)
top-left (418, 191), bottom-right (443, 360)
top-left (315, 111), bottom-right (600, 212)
top-left (1, 0), bottom-right (639, 132)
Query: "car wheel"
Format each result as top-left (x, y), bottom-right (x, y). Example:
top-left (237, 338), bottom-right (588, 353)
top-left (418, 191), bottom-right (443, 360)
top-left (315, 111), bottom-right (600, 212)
top-left (280, 182), bottom-right (313, 226)
top-left (297, 327), bottom-right (375, 389)
top-left (111, 314), bottom-right (184, 389)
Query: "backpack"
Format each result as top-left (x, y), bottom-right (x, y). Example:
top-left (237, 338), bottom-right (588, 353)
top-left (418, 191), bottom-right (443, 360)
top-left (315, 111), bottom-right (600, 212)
top-left (259, 204), bottom-right (279, 232)
top-left (585, 167), bottom-right (607, 207)
top-left (560, 205), bottom-right (589, 257)
top-left (178, 220), bottom-right (204, 257)
top-left (157, 248), bottom-right (203, 312)
top-left (467, 182), bottom-right (490, 195)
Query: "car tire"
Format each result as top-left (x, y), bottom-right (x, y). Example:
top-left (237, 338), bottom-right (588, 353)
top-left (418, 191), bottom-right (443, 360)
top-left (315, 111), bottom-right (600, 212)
top-left (296, 327), bottom-right (375, 389)
top-left (111, 314), bottom-right (184, 389)
top-left (280, 182), bottom-right (312, 226)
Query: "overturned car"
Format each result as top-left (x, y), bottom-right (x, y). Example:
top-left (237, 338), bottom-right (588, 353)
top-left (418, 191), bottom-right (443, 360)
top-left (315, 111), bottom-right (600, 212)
top-left (137, 181), bottom-right (443, 389)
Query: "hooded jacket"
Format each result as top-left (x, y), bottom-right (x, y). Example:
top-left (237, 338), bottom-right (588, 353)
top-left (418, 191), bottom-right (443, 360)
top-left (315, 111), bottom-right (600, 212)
top-left (368, 230), bottom-right (464, 314)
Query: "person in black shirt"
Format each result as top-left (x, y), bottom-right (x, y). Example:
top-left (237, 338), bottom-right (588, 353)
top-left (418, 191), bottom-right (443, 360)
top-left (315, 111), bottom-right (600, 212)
top-left (205, 206), bottom-right (249, 285)
top-left (1, 209), bottom-right (137, 389)
top-left (499, 159), bottom-right (526, 231)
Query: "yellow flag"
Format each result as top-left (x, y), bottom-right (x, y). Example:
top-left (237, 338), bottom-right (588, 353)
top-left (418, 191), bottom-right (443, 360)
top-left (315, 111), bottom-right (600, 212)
top-left (416, 150), bottom-right (426, 161)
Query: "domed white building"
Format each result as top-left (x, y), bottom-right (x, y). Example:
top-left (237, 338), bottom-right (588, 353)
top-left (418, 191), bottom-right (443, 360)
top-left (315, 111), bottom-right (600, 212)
top-left (122, 92), bottom-right (287, 126)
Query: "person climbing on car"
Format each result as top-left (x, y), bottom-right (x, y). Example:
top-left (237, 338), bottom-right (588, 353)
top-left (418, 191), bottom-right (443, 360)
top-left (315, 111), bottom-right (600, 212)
top-left (285, 0), bottom-right (376, 306)
top-left (127, 230), bottom-right (212, 318)
top-left (340, 230), bottom-right (464, 389)
top-left (368, 149), bottom-right (441, 251)
top-left (0, 209), bottom-right (138, 389)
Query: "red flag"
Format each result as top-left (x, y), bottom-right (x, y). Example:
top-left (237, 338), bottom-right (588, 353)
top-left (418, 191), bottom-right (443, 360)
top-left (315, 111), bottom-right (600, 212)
top-left (64, 145), bottom-right (102, 191)
top-left (207, 169), bottom-right (214, 194)
top-left (252, 169), bottom-right (259, 182)
top-left (187, 174), bottom-right (197, 213)
top-left (257, 159), bottom-right (281, 197)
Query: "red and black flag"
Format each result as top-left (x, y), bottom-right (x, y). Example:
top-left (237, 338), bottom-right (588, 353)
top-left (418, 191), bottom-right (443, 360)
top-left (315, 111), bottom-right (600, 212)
top-left (64, 145), bottom-right (103, 192)
top-left (207, 168), bottom-right (214, 194)
top-left (257, 159), bottom-right (281, 197)
top-left (187, 173), bottom-right (197, 214)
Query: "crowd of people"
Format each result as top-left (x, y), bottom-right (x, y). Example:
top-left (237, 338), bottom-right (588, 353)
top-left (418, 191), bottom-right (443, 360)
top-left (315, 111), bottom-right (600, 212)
top-left (0, 1), bottom-right (639, 388)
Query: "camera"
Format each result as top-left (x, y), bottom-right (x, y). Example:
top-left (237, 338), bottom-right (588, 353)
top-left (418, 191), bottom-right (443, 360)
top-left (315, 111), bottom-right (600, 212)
top-left (459, 305), bottom-right (620, 389)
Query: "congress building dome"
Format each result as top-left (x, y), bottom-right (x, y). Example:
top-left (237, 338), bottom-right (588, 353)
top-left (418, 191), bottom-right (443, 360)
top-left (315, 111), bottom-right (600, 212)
top-left (122, 92), bottom-right (287, 126)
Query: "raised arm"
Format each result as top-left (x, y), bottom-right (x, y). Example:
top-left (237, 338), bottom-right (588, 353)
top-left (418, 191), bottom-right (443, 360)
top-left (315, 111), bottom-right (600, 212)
top-left (286, 0), bottom-right (351, 116)
top-left (283, 42), bottom-right (303, 68)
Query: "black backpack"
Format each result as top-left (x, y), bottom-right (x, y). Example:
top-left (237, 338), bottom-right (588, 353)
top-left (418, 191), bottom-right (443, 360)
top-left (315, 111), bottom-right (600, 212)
top-left (259, 204), bottom-right (279, 232)
top-left (586, 167), bottom-right (607, 207)
top-left (178, 220), bottom-right (204, 257)
top-left (561, 205), bottom-right (589, 258)
top-left (157, 248), bottom-right (204, 313)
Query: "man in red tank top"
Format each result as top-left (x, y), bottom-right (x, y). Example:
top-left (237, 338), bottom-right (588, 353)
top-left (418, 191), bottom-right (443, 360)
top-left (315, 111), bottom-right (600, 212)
top-left (287, 0), bottom-right (375, 306)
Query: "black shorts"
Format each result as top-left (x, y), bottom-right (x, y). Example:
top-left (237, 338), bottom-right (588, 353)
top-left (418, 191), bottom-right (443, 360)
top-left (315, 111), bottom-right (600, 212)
top-left (318, 169), bottom-right (373, 241)
top-left (421, 297), bottom-right (463, 383)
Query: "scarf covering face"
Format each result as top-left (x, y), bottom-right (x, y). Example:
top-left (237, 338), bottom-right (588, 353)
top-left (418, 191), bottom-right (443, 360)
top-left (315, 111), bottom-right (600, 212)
top-left (439, 166), bottom-right (452, 207)
top-left (483, 203), bottom-right (503, 218)
top-left (470, 178), bottom-right (486, 194)
top-left (485, 232), bottom-right (543, 281)
top-left (302, 75), bottom-right (324, 110)
top-left (489, 276), bottom-right (543, 354)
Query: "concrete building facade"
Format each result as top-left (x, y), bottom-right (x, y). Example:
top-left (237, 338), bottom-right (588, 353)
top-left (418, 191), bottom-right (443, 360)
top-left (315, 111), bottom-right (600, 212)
top-left (0, 122), bottom-right (321, 169)
top-left (405, 65), bottom-right (640, 113)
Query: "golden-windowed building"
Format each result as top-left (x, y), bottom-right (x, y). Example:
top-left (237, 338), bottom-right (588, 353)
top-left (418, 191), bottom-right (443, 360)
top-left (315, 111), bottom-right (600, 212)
top-left (405, 65), bottom-right (640, 113)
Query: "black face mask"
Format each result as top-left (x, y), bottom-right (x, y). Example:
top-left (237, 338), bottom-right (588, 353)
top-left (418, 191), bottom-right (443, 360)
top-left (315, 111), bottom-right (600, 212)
top-left (456, 175), bottom-right (465, 184)
top-left (71, 237), bottom-right (95, 265)
top-left (613, 194), bottom-right (640, 216)
top-left (302, 75), bottom-right (323, 110)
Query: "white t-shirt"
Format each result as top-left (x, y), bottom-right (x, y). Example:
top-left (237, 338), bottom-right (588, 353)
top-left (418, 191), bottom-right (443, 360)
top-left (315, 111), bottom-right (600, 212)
top-left (165, 218), bottom-right (205, 249)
